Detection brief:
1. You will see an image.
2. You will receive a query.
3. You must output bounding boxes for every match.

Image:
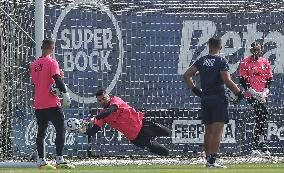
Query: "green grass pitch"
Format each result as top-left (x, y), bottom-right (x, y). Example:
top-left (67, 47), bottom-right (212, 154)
top-left (0, 163), bottom-right (283, 173)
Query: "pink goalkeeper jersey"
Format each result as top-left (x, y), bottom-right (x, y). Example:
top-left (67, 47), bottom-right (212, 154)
top-left (30, 55), bottom-right (61, 109)
top-left (239, 56), bottom-right (273, 96)
top-left (94, 96), bottom-right (144, 140)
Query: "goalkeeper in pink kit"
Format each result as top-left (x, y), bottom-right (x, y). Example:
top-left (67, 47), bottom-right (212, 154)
top-left (238, 42), bottom-right (273, 156)
top-left (82, 89), bottom-right (170, 156)
top-left (30, 39), bottom-right (74, 169)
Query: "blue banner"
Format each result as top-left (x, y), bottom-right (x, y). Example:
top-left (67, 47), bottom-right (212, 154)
top-left (45, 6), bottom-right (284, 109)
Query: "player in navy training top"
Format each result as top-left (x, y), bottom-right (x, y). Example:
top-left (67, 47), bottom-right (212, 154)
top-left (183, 37), bottom-right (243, 168)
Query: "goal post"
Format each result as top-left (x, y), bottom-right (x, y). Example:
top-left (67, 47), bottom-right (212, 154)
top-left (35, 0), bottom-right (44, 58)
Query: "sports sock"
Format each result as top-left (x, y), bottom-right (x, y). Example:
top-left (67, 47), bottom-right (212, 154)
top-left (37, 158), bottom-right (47, 166)
top-left (208, 154), bottom-right (217, 164)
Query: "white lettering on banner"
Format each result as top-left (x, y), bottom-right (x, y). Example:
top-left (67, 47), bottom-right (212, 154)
top-left (24, 120), bottom-right (124, 145)
top-left (25, 120), bottom-right (76, 146)
top-left (61, 29), bottom-right (113, 50)
top-left (52, 0), bottom-right (124, 104)
top-left (61, 28), bottom-right (113, 71)
top-left (178, 20), bottom-right (215, 74)
top-left (103, 125), bottom-right (116, 142)
top-left (244, 122), bottom-right (284, 141)
top-left (63, 50), bottom-right (111, 72)
top-left (178, 20), bottom-right (284, 74)
top-left (172, 120), bottom-right (236, 144)
top-left (244, 122), bottom-right (254, 140)
top-left (100, 125), bottom-right (123, 142)
top-left (267, 122), bottom-right (284, 141)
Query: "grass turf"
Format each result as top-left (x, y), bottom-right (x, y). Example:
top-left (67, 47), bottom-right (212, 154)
top-left (0, 163), bottom-right (283, 173)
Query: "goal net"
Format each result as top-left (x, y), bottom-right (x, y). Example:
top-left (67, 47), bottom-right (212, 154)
top-left (0, 0), bottom-right (284, 162)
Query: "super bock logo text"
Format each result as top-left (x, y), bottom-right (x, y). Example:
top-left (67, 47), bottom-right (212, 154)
top-left (52, 0), bottom-right (124, 103)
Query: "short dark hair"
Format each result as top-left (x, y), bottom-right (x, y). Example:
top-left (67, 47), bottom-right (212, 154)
top-left (250, 42), bottom-right (262, 54)
top-left (251, 42), bottom-right (261, 48)
top-left (41, 39), bottom-right (55, 50)
top-left (96, 89), bottom-right (107, 97)
top-left (208, 37), bottom-right (222, 49)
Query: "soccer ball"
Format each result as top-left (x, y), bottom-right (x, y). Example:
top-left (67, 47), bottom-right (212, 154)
top-left (64, 118), bottom-right (81, 132)
top-left (225, 88), bottom-right (238, 103)
top-left (50, 83), bottom-right (61, 96)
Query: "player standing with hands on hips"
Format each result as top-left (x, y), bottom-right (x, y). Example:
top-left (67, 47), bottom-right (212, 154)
top-left (183, 37), bottom-right (243, 168)
top-left (81, 89), bottom-right (171, 156)
top-left (238, 42), bottom-right (273, 157)
top-left (30, 39), bottom-right (74, 169)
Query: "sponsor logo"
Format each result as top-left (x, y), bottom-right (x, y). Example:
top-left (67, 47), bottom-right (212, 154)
top-left (25, 120), bottom-right (75, 146)
top-left (52, 0), bottom-right (124, 103)
top-left (178, 20), bottom-right (284, 75)
top-left (172, 120), bottom-right (236, 143)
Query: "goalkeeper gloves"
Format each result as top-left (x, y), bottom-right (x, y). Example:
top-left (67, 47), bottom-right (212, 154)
top-left (257, 88), bottom-right (269, 103)
top-left (262, 88), bottom-right (270, 98)
top-left (247, 87), bottom-right (268, 103)
top-left (79, 119), bottom-right (101, 136)
top-left (62, 92), bottom-right (71, 108)
top-left (247, 87), bottom-right (258, 97)
top-left (78, 118), bottom-right (101, 136)
top-left (192, 87), bottom-right (202, 97)
top-left (79, 121), bottom-right (87, 133)
top-left (79, 117), bottom-right (93, 133)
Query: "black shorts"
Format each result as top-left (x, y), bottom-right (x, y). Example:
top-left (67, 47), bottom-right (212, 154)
top-left (201, 95), bottom-right (229, 124)
top-left (130, 119), bottom-right (170, 148)
top-left (131, 120), bottom-right (155, 148)
top-left (35, 106), bottom-right (65, 131)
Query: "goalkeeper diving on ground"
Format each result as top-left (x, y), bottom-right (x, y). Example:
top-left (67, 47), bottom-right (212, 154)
top-left (76, 89), bottom-right (171, 156)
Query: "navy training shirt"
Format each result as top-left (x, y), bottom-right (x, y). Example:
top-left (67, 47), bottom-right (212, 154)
top-left (193, 55), bottom-right (229, 97)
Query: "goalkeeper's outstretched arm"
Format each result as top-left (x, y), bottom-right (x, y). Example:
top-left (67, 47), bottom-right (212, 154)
top-left (96, 105), bottom-right (118, 120)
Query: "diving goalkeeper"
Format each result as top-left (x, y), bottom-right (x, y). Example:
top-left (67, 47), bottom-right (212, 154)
top-left (81, 89), bottom-right (170, 156)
